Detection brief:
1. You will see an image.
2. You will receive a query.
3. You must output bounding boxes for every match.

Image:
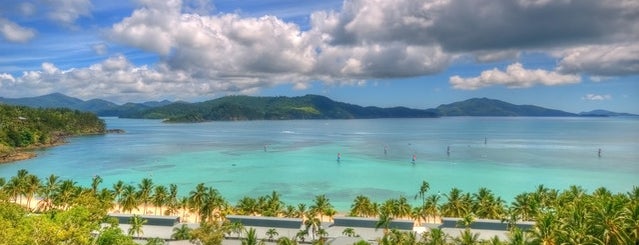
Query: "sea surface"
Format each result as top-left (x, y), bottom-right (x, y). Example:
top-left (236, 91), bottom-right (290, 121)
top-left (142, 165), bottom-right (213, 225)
top-left (1, 117), bottom-right (638, 210)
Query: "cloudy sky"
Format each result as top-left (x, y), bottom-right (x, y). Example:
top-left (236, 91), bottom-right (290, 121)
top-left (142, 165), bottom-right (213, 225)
top-left (1, 0), bottom-right (638, 113)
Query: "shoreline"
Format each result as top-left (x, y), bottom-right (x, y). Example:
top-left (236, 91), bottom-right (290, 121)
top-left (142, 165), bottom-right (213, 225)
top-left (0, 141), bottom-right (66, 164)
top-left (0, 129), bottom-right (124, 164)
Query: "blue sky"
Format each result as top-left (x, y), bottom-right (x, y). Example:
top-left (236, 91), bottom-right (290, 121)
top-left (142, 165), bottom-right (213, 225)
top-left (1, 0), bottom-right (638, 113)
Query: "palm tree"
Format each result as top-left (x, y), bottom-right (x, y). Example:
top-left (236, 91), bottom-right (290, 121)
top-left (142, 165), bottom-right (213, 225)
top-left (119, 185), bottom-right (138, 214)
top-left (423, 194), bottom-right (440, 223)
top-left (200, 187), bottom-right (225, 222)
top-left (473, 187), bottom-right (506, 219)
top-left (375, 211), bottom-right (393, 234)
top-left (342, 227), bottom-right (357, 237)
top-left (316, 228), bottom-right (328, 242)
top-left (179, 196), bottom-right (189, 221)
top-left (423, 228), bottom-right (447, 245)
top-left (350, 195), bottom-right (376, 217)
top-left (456, 213), bottom-right (475, 229)
top-left (456, 229), bottom-right (480, 245)
top-left (296, 203), bottom-right (307, 219)
top-left (283, 205), bottom-right (296, 218)
top-left (487, 236), bottom-right (503, 245)
top-left (310, 194), bottom-right (333, 221)
top-left (137, 178), bottom-right (154, 214)
top-left (145, 237), bottom-right (165, 245)
top-left (37, 174), bottom-right (59, 212)
top-left (415, 180), bottom-right (430, 204)
top-left (112, 180), bottom-right (125, 211)
top-left (228, 221), bottom-right (244, 239)
top-left (266, 228), bottom-right (279, 242)
top-left (304, 216), bottom-right (321, 241)
top-left (508, 227), bottom-right (529, 245)
top-left (395, 196), bottom-right (412, 219)
top-left (530, 212), bottom-right (558, 245)
top-left (188, 183), bottom-right (207, 222)
top-left (54, 179), bottom-right (77, 210)
top-left (440, 188), bottom-right (470, 218)
top-left (236, 196), bottom-right (259, 215)
top-left (295, 229), bottom-right (308, 243)
top-left (624, 199), bottom-right (639, 243)
top-left (152, 185), bottom-right (168, 215)
top-left (165, 183), bottom-right (179, 215)
top-left (15, 169), bottom-right (29, 205)
top-left (171, 224), bottom-right (192, 240)
top-left (4, 177), bottom-right (20, 203)
top-left (128, 214), bottom-right (147, 237)
top-left (264, 191), bottom-right (284, 217)
top-left (97, 188), bottom-right (116, 210)
top-left (591, 195), bottom-right (628, 245)
top-left (24, 174), bottom-right (40, 210)
top-left (510, 193), bottom-right (538, 221)
top-left (277, 236), bottom-right (298, 245)
top-left (91, 175), bottom-right (102, 194)
top-left (243, 227), bottom-right (262, 245)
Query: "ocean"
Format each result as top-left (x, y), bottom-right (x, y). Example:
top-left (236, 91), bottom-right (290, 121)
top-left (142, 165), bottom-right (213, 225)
top-left (1, 117), bottom-right (637, 210)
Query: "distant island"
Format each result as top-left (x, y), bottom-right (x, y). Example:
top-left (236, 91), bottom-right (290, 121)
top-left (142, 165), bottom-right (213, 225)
top-left (0, 104), bottom-right (106, 163)
top-left (1, 93), bottom-right (637, 123)
top-left (124, 94), bottom-right (440, 122)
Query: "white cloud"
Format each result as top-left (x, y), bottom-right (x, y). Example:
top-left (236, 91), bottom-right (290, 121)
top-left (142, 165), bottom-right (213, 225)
top-left (449, 63), bottom-right (581, 90)
top-left (44, 0), bottom-right (92, 25)
top-left (5, 0), bottom-right (639, 102)
top-left (557, 43), bottom-right (639, 76)
top-left (582, 94), bottom-right (612, 101)
top-left (0, 18), bottom-right (36, 43)
top-left (91, 43), bottom-right (108, 55)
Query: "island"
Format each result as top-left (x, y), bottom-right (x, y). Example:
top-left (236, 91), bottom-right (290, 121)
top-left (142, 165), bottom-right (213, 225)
top-left (0, 104), bottom-right (106, 163)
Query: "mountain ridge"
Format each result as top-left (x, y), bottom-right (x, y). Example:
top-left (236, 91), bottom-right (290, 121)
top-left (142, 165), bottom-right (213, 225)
top-left (1, 93), bottom-right (636, 121)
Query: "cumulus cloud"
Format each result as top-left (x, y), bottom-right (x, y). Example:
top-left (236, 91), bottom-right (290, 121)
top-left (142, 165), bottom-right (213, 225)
top-left (44, 0), bottom-right (92, 25)
top-left (0, 18), bottom-right (36, 43)
top-left (106, 0), bottom-right (451, 94)
top-left (557, 43), bottom-right (639, 76)
top-left (4, 0), bottom-right (639, 101)
top-left (449, 63), bottom-right (581, 90)
top-left (0, 55), bottom-right (191, 101)
top-left (429, 0), bottom-right (639, 52)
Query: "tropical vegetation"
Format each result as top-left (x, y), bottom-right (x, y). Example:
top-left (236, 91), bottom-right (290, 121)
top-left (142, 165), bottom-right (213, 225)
top-left (0, 104), bottom-right (105, 161)
top-left (0, 169), bottom-right (637, 244)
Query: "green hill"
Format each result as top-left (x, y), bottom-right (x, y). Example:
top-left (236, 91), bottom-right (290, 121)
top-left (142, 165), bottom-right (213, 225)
top-left (124, 94), bottom-right (439, 122)
top-left (0, 104), bottom-right (106, 161)
top-left (0, 93), bottom-right (171, 117)
top-left (436, 98), bottom-right (576, 117)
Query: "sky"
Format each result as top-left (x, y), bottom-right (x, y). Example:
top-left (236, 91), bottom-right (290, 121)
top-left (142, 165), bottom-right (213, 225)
top-left (0, 0), bottom-right (638, 114)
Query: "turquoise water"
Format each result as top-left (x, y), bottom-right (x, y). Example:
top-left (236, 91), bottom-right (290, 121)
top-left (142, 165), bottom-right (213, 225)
top-left (1, 117), bottom-right (638, 210)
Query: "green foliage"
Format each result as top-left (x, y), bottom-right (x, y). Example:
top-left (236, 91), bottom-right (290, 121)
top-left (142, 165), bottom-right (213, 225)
top-left (436, 98), bottom-right (576, 117)
top-left (1, 169), bottom-right (638, 245)
top-left (0, 104), bottom-right (105, 152)
top-left (190, 221), bottom-right (229, 245)
top-left (96, 224), bottom-right (136, 245)
top-left (128, 94), bottom-right (438, 122)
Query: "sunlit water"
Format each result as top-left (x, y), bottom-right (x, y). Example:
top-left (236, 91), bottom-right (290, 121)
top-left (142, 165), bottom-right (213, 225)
top-left (1, 117), bottom-right (637, 210)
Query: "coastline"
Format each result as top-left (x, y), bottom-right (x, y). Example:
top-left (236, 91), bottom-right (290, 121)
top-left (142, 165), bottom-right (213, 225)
top-left (0, 141), bottom-right (66, 164)
top-left (0, 151), bottom-right (37, 164)
top-left (0, 129), bottom-right (124, 164)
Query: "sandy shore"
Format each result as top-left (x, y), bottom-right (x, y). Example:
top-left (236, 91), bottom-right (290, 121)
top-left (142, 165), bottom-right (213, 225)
top-left (11, 197), bottom-right (440, 226)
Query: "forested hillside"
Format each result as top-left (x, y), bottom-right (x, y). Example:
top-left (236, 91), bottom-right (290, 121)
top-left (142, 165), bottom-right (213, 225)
top-left (0, 104), bottom-right (105, 159)
top-left (436, 98), bottom-right (576, 116)
top-left (125, 94), bottom-right (439, 122)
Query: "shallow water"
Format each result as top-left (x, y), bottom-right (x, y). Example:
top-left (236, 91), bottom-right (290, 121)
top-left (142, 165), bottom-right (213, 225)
top-left (1, 117), bottom-right (637, 210)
